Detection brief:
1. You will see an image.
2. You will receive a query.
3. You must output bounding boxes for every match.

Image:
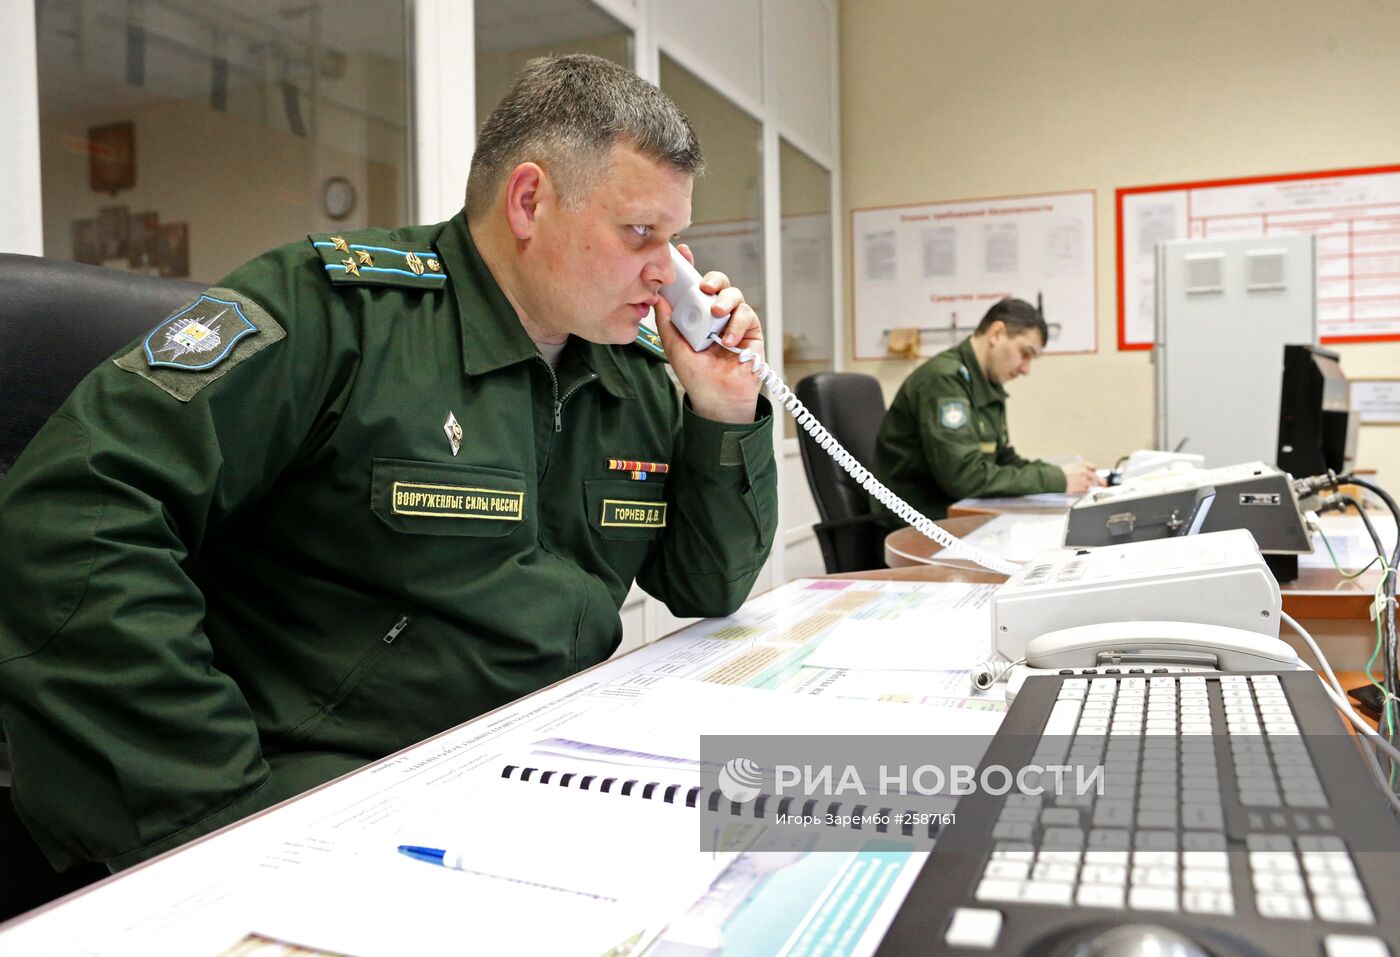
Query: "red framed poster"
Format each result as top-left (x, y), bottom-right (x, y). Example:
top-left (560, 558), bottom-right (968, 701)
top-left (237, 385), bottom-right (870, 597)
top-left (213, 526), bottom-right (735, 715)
top-left (1116, 163), bottom-right (1400, 350)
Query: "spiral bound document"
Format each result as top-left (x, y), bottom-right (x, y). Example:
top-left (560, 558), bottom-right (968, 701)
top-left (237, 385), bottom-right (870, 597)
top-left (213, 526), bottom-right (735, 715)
top-left (500, 764), bottom-right (948, 842)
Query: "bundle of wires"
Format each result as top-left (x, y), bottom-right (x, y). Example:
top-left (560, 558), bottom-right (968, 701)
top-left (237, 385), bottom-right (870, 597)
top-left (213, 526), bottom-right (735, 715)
top-left (1310, 473), bottom-right (1400, 801)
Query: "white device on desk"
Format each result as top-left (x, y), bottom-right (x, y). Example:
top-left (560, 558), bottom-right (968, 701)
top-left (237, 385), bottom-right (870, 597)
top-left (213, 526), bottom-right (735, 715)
top-left (973, 529), bottom-right (1298, 698)
top-left (1114, 448), bottom-right (1206, 482)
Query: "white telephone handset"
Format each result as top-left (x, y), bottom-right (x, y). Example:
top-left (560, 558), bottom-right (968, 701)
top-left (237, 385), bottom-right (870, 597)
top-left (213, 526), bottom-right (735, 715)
top-left (1024, 621), bottom-right (1300, 671)
top-left (658, 244), bottom-right (731, 352)
top-left (1001, 620), bottom-right (1302, 700)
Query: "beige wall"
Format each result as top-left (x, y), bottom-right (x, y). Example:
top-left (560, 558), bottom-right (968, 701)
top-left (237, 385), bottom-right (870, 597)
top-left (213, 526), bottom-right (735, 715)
top-left (840, 0), bottom-right (1400, 486)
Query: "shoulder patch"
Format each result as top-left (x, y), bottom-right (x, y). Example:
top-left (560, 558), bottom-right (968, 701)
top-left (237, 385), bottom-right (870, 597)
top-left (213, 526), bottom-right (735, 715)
top-left (632, 326), bottom-right (669, 362)
top-left (114, 287), bottom-right (285, 402)
top-left (308, 233), bottom-right (448, 292)
top-left (937, 398), bottom-right (970, 430)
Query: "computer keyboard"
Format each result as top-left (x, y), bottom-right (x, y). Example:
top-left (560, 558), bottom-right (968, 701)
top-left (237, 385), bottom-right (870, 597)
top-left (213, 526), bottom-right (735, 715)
top-left (877, 671), bottom-right (1400, 956)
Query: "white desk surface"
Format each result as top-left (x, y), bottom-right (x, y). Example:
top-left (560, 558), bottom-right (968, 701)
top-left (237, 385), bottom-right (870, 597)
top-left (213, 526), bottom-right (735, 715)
top-left (0, 578), bottom-right (1005, 957)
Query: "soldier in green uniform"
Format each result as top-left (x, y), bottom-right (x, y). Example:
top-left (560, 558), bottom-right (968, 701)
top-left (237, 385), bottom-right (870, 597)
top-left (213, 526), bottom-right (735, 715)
top-left (0, 55), bottom-right (777, 872)
top-left (873, 298), bottom-right (1102, 521)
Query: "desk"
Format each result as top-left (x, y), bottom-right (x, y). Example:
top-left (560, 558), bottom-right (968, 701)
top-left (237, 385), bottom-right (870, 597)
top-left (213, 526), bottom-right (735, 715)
top-left (0, 570), bottom-right (1388, 955)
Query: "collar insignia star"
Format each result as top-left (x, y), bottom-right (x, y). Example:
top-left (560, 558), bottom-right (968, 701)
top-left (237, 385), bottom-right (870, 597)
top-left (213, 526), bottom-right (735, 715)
top-left (355, 249), bottom-right (374, 266)
top-left (341, 257), bottom-right (360, 277)
top-left (331, 236), bottom-right (350, 253)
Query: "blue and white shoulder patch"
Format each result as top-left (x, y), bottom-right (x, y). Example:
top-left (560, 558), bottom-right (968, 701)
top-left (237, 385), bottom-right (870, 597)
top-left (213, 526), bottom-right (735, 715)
top-left (143, 294), bottom-right (257, 370)
top-left (938, 398), bottom-right (970, 430)
top-left (114, 287), bottom-right (285, 402)
top-left (958, 364), bottom-right (971, 382)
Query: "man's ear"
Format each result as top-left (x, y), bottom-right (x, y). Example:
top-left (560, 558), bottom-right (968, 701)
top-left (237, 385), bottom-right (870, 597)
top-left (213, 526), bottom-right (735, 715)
top-left (986, 319), bottom-right (1007, 345)
top-left (503, 162), bottom-right (547, 240)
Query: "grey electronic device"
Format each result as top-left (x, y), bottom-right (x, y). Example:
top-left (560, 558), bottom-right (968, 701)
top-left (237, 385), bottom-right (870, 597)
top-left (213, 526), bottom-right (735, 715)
top-left (1064, 461), bottom-right (1312, 557)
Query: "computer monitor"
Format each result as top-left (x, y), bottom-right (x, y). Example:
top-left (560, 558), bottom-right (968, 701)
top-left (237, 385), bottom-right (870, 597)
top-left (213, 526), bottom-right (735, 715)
top-left (1276, 344), bottom-right (1356, 479)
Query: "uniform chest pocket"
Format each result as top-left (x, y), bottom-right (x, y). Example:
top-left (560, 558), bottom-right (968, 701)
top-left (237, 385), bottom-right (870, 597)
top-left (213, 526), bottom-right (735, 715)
top-left (585, 478), bottom-right (668, 541)
top-left (371, 458), bottom-right (527, 537)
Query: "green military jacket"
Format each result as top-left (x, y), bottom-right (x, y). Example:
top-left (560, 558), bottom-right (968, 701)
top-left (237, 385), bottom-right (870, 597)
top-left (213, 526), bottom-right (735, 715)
top-left (0, 212), bottom-right (777, 870)
top-left (873, 337), bottom-right (1064, 520)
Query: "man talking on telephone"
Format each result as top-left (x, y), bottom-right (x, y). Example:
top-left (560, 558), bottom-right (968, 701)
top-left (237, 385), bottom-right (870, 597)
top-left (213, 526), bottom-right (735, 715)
top-left (0, 54), bottom-right (777, 877)
top-left (873, 297), bottom-right (1103, 521)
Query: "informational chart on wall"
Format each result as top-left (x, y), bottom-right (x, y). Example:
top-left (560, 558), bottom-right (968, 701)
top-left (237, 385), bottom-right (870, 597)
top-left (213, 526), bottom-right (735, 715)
top-left (851, 190), bottom-right (1097, 360)
top-left (1117, 164), bottom-right (1400, 350)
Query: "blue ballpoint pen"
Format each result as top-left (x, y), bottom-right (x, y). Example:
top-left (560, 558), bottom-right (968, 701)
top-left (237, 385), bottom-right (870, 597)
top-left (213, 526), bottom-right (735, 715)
top-left (398, 844), bottom-right (462, 868)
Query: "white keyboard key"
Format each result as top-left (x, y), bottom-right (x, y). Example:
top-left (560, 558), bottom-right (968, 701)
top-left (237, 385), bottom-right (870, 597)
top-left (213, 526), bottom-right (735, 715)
top-left (1307, 874), bottom-right (1366, 900)
top-left (1183, 889), bottom-right (1234, 915)
top-left (1077, 883), bottom-right (1125, 909)
top-left (1252, 871), bottom-right (1306, 895)
top-left (1302, 851), bottom-right (1357, 876)
top-left (1182, 851), bottom-right (1228, 870)
top-left (1250, 851), bottom-right (1300, 874)
top-left (1084, 850), bottom-right (1130, 866)
top-left (990, 845), bottom-right (1035, 862)
top-left (1323, 935), bottom-right (1390, 957)
top-left (1256, 892), bottom-right (1313, 919)
top-left (983, 860), bottom-right (1030, 881)
top-left (1183, 868), bottom-right (1231, 890)
top-left (1031, 862), bottom-right (1078, 883)
top-left (1080, 864), bottom-right (1127, 886)
top-left (1315, 896), bottom-right (1376, 925)
top-left (975, 878), bottom-right (1023, 903)
top-left (1128, 886), bottom-right (1178, 912)
top-left (1021, 880), bottom-right (1073, 906)
top-left (944, 907), bottom-right (1004, 950)
top-left (1132, 851), bottom-right (1179, 868)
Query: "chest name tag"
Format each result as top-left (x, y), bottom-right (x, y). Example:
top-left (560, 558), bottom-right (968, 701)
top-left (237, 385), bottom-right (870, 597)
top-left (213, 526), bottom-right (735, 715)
top-left (391, 482), bottom-right (523, 521)
top-left (601, 499), bottom-right (668, 529)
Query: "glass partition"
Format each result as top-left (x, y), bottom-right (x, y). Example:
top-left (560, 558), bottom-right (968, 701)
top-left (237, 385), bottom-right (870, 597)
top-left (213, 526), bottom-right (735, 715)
top-left (659, 53), bottom-right (765, 321)
top-left (474, 0), bottom-right (631, 127)
top-left (35, 0), bottom-right (411, 284)
top-left (779, 137), bottom-right (834, 435)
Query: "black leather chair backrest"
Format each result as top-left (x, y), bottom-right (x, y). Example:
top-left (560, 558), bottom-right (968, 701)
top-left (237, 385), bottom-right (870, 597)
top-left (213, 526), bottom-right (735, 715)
top-left (793, 372), bottom-right (892, 572)
top-left (795, 372), bottom-right (886, 523)
top-left (0, 253), bottom-right (204, 476)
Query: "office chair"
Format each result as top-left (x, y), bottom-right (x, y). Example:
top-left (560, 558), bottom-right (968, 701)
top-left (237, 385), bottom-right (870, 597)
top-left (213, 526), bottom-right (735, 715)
top-left (0, 253), bottom-right (204, 920)
top-left (793, 372), bottom-right (897, 573)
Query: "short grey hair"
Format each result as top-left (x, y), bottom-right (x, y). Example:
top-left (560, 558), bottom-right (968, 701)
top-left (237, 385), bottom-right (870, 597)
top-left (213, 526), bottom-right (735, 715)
top-left (465, 54), bottom-right (704, 218)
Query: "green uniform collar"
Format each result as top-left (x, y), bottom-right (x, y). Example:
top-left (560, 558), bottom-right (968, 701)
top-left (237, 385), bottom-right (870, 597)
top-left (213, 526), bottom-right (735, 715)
top-left (433, 212), bottom-right (634, 399)
top-left (956, 336), bottom-right (1007, 407)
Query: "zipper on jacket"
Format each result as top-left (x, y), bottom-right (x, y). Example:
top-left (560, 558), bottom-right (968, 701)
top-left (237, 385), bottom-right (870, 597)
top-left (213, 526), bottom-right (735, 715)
top-left (556, 374), bottom-right (598, 432)
top-left (382, 614), bottom-right (411, 644)
top-left (534, 355), bottom-right (596, 433)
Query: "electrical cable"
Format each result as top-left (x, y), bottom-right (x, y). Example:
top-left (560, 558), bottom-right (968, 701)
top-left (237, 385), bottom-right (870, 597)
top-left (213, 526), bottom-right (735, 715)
top-left (709, 334), bottom-right (1023, 576)
top-left (1281, 611), bottom-right (1400, 817)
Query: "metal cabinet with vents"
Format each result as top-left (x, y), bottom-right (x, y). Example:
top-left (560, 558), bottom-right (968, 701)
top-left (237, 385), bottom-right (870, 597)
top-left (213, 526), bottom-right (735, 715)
top-left (1154, 234), bottom-right (1317, 468)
